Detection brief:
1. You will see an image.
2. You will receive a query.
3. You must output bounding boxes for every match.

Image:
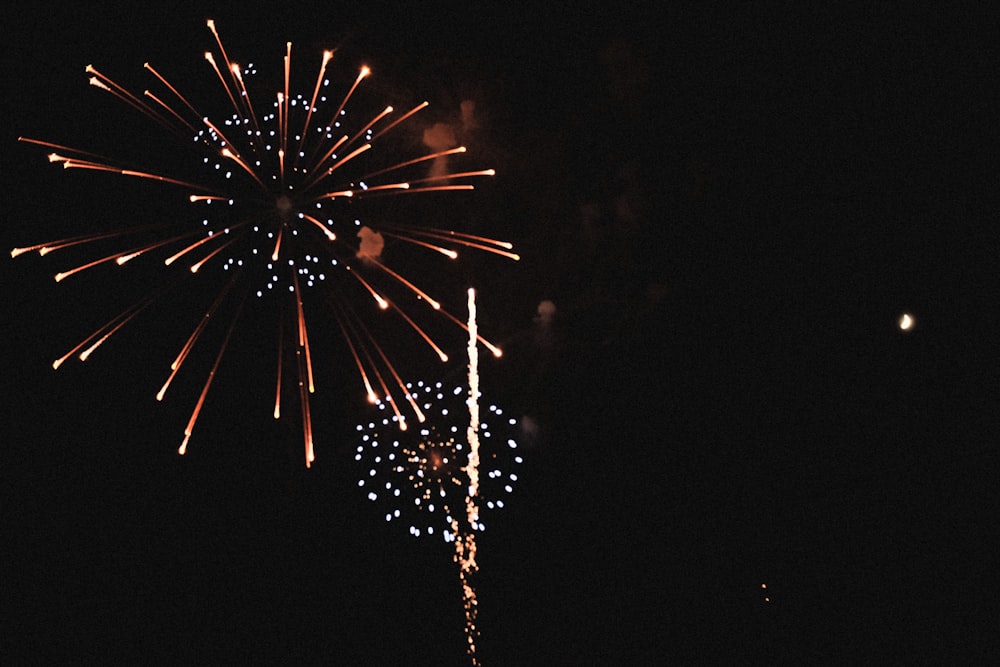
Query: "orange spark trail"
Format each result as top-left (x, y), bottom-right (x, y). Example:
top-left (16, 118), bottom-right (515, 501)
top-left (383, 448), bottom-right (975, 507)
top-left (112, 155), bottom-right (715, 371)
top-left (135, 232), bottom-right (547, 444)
top-left (157, 277), bottom-right (238, 401)
top-left (54, 249), bottom-right (132, 282)
top-left (273, 311), bottom-right (284, 418)
top-left (292, 272), bottom-right (315, 393)
top-left (369, 100), bottom-right (428, 142)
top-left (360, 146), bottom-right (468, 181)
top-left (143, 63), bottom-right (201, 120)
top-left (437, 306), bottom-right (504, 358)
top-left (165, 222), bottom-right (249, 267)
top-left (345, 266), bottom-right (389, 310)
top-left (339, 326), bottom-right (380, 404)
top-left (387, 301), bottom-right (450, 362)
top-left (86, 65), bottom-right (172, 129)
top-left (313, 65), bottom-right (370, 157)
top-left (203, 50), bottom-right (241, 116)
top-left (178, 293), bottom-right (246, 456)
top-left (406, 169), bottom-right (496, 186)
top-left (368, 258), bottom-right (441, 310)
top-left (293, 49), bottom-right (334, 164)
top-left (378, 224), bottom-right (520, 261)
top-left (11, 223), bottom-right (171, 258)
top-left (144, 90), bottom-right (200, 133)
top-left (52, 294), bottom-right (159, 370)
top-left (378, 230), bottom-right (458, 259)
top-left (17, 137), bottom-right (116, 163)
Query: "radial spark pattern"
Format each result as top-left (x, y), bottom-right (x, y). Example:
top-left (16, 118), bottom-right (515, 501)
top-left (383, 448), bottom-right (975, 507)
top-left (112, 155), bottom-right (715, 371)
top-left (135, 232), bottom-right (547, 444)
top-left (13, 20), bottom-right (517, 465)
top-left (355, 380), bottom-right (521, 540)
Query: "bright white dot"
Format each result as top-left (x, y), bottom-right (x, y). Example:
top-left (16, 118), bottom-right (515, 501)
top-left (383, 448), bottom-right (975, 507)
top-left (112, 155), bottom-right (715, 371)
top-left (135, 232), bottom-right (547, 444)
top-left (898, 312), bottom-right (915, 331)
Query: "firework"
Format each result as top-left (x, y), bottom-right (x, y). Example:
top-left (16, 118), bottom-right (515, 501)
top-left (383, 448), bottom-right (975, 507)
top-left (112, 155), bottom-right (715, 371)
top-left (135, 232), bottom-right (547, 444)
top-left (356, 288), bottom-right (514, 664)
top-left (13, 20), bottom-right (518, 465)
top-left (353, 384), bottom-right (522, 539)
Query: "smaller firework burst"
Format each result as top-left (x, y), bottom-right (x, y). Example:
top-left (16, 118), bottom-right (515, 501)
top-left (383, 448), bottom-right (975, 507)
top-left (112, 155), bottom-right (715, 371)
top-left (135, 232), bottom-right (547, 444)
top-left (355, 380), bottom-right (521, 539)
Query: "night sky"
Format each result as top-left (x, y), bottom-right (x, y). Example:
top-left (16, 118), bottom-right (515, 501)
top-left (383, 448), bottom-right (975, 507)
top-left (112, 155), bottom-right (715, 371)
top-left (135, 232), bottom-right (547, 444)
top-left (3, 3), bottom-right (996, 664)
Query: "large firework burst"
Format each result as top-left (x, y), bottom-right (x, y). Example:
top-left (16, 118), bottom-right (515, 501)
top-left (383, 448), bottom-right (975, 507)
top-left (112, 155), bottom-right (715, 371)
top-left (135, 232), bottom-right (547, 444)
top-left (13, 20), bottom-right (517, 466)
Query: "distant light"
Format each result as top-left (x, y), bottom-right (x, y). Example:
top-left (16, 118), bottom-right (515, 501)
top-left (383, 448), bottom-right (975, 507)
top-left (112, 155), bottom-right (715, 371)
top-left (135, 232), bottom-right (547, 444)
top-left (898, 312), bottom-right (915, 332)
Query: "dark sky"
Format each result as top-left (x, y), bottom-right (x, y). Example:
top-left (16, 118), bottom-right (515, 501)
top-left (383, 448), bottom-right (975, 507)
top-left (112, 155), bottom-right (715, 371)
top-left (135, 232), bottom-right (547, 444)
top-left (3, 3), bottom-right (997, 664)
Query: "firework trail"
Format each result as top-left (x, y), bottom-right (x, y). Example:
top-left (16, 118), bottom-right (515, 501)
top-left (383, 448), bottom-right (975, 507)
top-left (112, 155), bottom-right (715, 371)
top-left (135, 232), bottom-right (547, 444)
top-left (455, 286), bottom-right (483, 664)
top-left (13, 20), bottom-right (518, 465)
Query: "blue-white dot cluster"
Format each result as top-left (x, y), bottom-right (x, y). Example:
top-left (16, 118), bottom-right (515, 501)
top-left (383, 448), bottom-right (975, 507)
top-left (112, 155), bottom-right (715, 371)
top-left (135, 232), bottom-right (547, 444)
top-left (354, 380), bottom-right (522, 540)
top-left (185, 64), bottom-right (374, 299)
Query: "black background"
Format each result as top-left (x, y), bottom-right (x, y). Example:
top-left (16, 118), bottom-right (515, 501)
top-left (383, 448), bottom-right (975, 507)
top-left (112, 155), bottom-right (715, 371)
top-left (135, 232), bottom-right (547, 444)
top-left (3, 3), bottom-right (997, 664)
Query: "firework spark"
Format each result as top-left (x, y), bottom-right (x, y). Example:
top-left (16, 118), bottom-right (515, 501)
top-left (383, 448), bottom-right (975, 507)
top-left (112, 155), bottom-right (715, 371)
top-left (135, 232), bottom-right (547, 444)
top-left (14, 20), bottom-right (518, 465)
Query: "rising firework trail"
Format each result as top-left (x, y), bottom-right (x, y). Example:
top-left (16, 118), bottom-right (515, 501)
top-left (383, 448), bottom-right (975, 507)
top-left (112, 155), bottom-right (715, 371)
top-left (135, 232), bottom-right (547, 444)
top-left (454, 286), bottom-right (484, 664)
top-left (14, 20), bottom-right (518, 465)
